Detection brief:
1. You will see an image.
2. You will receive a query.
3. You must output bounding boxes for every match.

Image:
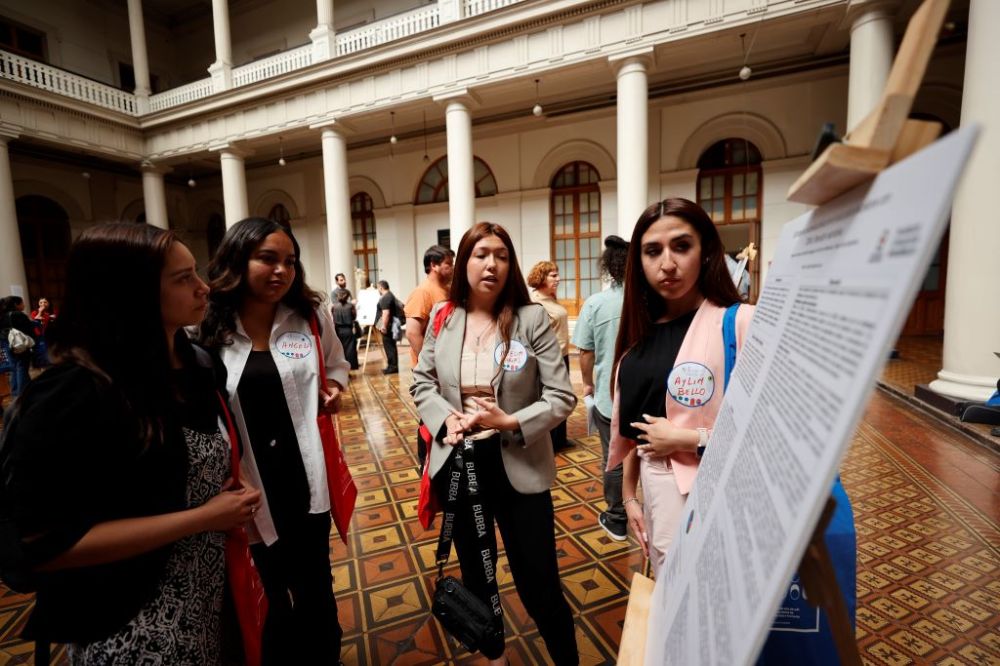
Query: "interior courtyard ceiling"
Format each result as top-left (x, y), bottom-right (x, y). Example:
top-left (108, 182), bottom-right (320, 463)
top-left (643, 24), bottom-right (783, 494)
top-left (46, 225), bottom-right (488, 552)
top-left (2, 0), bottom-right (969, 179)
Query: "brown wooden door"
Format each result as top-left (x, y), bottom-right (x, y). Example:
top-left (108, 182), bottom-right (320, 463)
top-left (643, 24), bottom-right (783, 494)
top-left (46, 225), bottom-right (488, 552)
top-left (901, 229), bottom-right (948, 335)
top-left (16, 196), bottom-right (71, 310)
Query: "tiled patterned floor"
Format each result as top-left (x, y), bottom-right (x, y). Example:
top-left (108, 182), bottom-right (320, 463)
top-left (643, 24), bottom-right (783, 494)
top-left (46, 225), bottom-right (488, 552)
top-left (0, 349), bottom-right (997, 665)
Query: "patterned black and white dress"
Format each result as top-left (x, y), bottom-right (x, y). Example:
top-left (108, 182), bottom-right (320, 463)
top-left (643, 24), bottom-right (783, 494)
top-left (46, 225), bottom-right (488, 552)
top-left (68, 427), bottom-right (230, 666)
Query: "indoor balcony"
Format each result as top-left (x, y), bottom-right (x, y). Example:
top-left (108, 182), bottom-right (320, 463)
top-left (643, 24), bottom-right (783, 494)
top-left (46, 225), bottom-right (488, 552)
top-left (0, 0), bottom-right (523, 118)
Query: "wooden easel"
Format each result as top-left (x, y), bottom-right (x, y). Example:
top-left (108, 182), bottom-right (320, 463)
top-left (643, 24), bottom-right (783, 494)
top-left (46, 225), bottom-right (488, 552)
top-left (787, 0), bottom-right (951, 205)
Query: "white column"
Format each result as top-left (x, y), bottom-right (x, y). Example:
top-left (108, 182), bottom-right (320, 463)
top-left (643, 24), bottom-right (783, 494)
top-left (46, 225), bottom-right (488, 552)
top-left (140, 161), bottom-right (170, 229)
top-left (929, 0), bottom-right (1000, 402)
top-left (439, 0), bottom-right (464, 24)
top-left (0, 132), bottom-right (29, 302)
top-left (208, 0), bottom-right (233, 92)
top-left (212, 144), bottom-right (250, 227)
top-left (611, 49), bottom-right (653, 238)
top-left (126, 0), bottom-right (152, 114)
top-left (846, 0), bottom-right (896, 130)
top-left (435, 90), bottom-right (478, 247)
top-left (310, 0), bottom-right (336, 60)
top-left (319, 125), bottom-right (355, 287)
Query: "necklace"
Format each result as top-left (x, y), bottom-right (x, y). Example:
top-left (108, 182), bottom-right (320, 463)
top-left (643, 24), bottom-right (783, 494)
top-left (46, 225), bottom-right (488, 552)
top-left (468, 318), bottom-right (495, 347)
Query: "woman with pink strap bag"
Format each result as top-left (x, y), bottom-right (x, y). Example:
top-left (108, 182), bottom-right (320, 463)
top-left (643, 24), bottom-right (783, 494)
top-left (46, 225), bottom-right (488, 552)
top-left (608, 198), bottom-right (754, 573)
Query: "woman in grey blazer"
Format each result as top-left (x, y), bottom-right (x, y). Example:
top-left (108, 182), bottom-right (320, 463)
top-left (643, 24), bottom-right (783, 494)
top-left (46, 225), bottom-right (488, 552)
top-left (411, 222), bottom-right (579, 666)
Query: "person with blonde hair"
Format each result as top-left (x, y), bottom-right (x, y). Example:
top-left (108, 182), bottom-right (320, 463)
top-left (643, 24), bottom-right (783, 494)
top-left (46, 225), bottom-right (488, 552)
top-left (527, 260), bottom-right (571, 450)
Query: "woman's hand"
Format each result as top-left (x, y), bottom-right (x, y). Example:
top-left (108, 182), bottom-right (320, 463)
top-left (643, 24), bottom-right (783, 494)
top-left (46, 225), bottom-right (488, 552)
top-left (319, 382), bottom-right (343, 415)
top-left (443, 411), bottom-right (467, 446)
top-left (624, 499), bottom-right (648, 558)
top-left (631, 414), bottom-right (697, 459)
top-left (464, 396), bottom-right (518, 432)
top-left (198, 478), bottom-right (262, 532)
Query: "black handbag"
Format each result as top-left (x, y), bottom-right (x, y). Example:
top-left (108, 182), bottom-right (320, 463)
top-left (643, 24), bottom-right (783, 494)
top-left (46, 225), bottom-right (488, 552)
top-left (431, 439), bottom-right (504, 653)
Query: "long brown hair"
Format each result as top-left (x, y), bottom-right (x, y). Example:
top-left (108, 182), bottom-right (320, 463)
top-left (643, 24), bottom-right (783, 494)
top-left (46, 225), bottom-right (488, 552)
top-left (448, 222), bottom-right (531, 364)
top-left (611, 198), bottom-right (743, 393)
top-left (47, 223), bottom-right (181, 448)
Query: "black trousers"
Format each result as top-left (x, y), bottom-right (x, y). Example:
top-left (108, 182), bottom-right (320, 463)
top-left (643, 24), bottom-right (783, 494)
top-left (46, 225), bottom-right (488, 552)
top-left (434, 438), bottom-right (578, 664)
top-left (250, 512), bottom-right (342, 665)
top-left (550, 355), bottom-right (571, 450)
top-left (335, 325), bottom-right (358, 370)
top-left (382, 331), bottom-right (398, 370)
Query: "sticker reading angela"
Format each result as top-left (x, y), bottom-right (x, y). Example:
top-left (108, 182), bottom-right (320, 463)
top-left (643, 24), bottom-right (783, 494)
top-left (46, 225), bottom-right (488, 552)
top-left (667, 362), bottom-right (715, 407)
top-left (276, 331), bottom-right (313, 359)
top-left (494, 339), bottom-right (528, 372)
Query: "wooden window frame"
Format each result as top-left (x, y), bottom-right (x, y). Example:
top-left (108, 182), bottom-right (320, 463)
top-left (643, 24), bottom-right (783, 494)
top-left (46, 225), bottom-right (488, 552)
top-left (697, 163), bottom-right (763, 303)
top-left (351, 192), bottom-right (378, 285)
top-left (550, 161), bottom-right (601, 316)
top-left (415, 156), bottom-right (498, 204)
top-left (0, 17), bottom-right (46, 60)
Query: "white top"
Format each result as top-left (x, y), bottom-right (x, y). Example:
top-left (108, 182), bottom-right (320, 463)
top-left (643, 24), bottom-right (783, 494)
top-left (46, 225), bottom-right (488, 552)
top-left (216, 303), bottom-right (350, 545)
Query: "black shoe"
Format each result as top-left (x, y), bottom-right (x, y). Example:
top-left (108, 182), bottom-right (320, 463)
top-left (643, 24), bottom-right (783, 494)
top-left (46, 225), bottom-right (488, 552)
top-left (598, 512), bottom-right (628, 542)
top-left (383, 367), bottom-right (398, 375)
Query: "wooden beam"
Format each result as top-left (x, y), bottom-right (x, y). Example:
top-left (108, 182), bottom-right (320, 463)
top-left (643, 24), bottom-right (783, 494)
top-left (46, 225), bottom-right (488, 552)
top-left (617, 572), bottom-right (656, 666)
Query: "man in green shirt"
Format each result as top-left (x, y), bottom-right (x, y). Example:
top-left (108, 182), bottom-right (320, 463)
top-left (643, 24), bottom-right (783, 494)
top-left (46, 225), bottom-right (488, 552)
top-left (571, 236), bottom-right (628, 541)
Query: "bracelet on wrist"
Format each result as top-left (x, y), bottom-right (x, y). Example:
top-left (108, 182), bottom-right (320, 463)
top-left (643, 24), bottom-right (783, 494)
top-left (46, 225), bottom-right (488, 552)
top-left (623, 497), bottom-right (641, 508)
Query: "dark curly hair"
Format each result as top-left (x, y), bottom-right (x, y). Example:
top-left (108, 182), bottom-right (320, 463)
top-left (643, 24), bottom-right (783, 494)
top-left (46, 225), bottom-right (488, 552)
top-left (601, 235), bottom-right (628, 285)
top-left (199, 217), bottom-right (322, 349)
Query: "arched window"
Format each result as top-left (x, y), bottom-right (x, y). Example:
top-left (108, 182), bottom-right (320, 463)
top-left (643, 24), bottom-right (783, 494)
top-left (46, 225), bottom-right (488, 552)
top-left (268, 203), bottom-right (291, 230)
top-left (351, 192), bottom-right (378, 286)
top-left (415, 156), bottom-right (498, 204)
top-left (697, 138), bottom-right (762, 301)
top-left (550, 161), bottom-right (601, 315)
top-left (206, 213), bottom-right (225, 259)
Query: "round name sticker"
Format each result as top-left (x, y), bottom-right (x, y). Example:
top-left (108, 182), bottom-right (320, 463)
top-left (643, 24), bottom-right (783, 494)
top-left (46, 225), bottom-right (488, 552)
top-left (494, 340), bottom-right (528, 372)
top-left (667, 362), bottom-right (715, 407)
top-left (276, 331), bottom-right (313, 359)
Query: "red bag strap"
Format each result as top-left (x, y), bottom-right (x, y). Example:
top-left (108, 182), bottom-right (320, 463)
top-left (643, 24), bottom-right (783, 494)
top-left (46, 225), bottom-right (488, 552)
top-left (216, 391), bottom-right (242, 485)
top-left (308, 312), bottom-right (327, 382)
top-left (432, 301), bottom-right (455, 336)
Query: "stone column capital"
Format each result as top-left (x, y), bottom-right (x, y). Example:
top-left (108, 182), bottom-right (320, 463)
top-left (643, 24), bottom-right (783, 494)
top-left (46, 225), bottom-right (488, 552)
top-left (209, 142), bottom-right (253, 159)
top-left (844, 0), bottom-right (900, 29)
top-left (139, 159), bottom-right (172, 175)
top-left (433, 88), bottom-right (481, 111)
top-left (608, 47), bottom-right (655, 77)
top-left (310, 117), bottom-right (357, 136)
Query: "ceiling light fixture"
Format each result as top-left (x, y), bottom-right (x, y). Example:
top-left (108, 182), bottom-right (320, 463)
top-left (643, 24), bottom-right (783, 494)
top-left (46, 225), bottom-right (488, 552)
top-left (278, 136), bottom-right (286, 167)
top-left (187, 159), bottom-right (196, 188)
top-left (390, 112), bottom-right (398, 145)
top-left (532, 79), bottom-right (543, 117)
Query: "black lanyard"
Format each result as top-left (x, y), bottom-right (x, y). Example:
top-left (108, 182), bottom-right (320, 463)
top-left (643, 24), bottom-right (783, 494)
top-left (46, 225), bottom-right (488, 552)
top-left (435, 438), bottom-right (503, 623)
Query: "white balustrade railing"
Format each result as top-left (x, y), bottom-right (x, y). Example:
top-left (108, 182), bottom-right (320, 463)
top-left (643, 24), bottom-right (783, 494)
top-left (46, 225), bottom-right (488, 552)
top-left (233, 43), bottom-right (313, 87)
top-left (337, 4), bottom-right (440, 57)
top-left (1, 0), bottom-right (525, 117)
top-left (0, 49), bottom-right (137, 114)
top-left (149, 77), bottom-right (213, 112)
top-left (464, 0), bottom-right (522, 19)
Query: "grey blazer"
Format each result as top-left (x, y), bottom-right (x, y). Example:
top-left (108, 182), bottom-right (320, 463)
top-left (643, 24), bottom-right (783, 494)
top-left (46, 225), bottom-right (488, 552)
top-left (410, 302), bottom-right (576, 494)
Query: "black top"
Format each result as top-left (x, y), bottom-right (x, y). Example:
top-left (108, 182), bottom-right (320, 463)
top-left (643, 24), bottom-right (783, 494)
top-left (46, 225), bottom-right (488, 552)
top-left (237, 351), bottom-right (310, 534)
top-left (331, 301), bottom-right (355, 327)
top-left (6, 347), bottom-right (227, 643)
top-left (376, 290), bottom-right (396, 325)
top-left (617, 310), bottom-right (697, 441)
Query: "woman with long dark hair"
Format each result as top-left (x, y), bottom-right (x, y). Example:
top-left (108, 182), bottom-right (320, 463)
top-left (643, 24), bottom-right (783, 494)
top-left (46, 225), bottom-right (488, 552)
top-left (607, 198), bottom-right (754, 572)
top-left (3, 223), bottom-right (261, 663)
top-left (199, 217), bottom-right (350, 665)
top-left (411, 222), bottom-right (579, 666)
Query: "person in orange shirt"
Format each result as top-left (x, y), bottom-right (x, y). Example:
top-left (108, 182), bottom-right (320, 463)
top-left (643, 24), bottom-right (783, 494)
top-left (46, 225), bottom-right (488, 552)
top-left (404, 245), bottom-right (454, 367)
